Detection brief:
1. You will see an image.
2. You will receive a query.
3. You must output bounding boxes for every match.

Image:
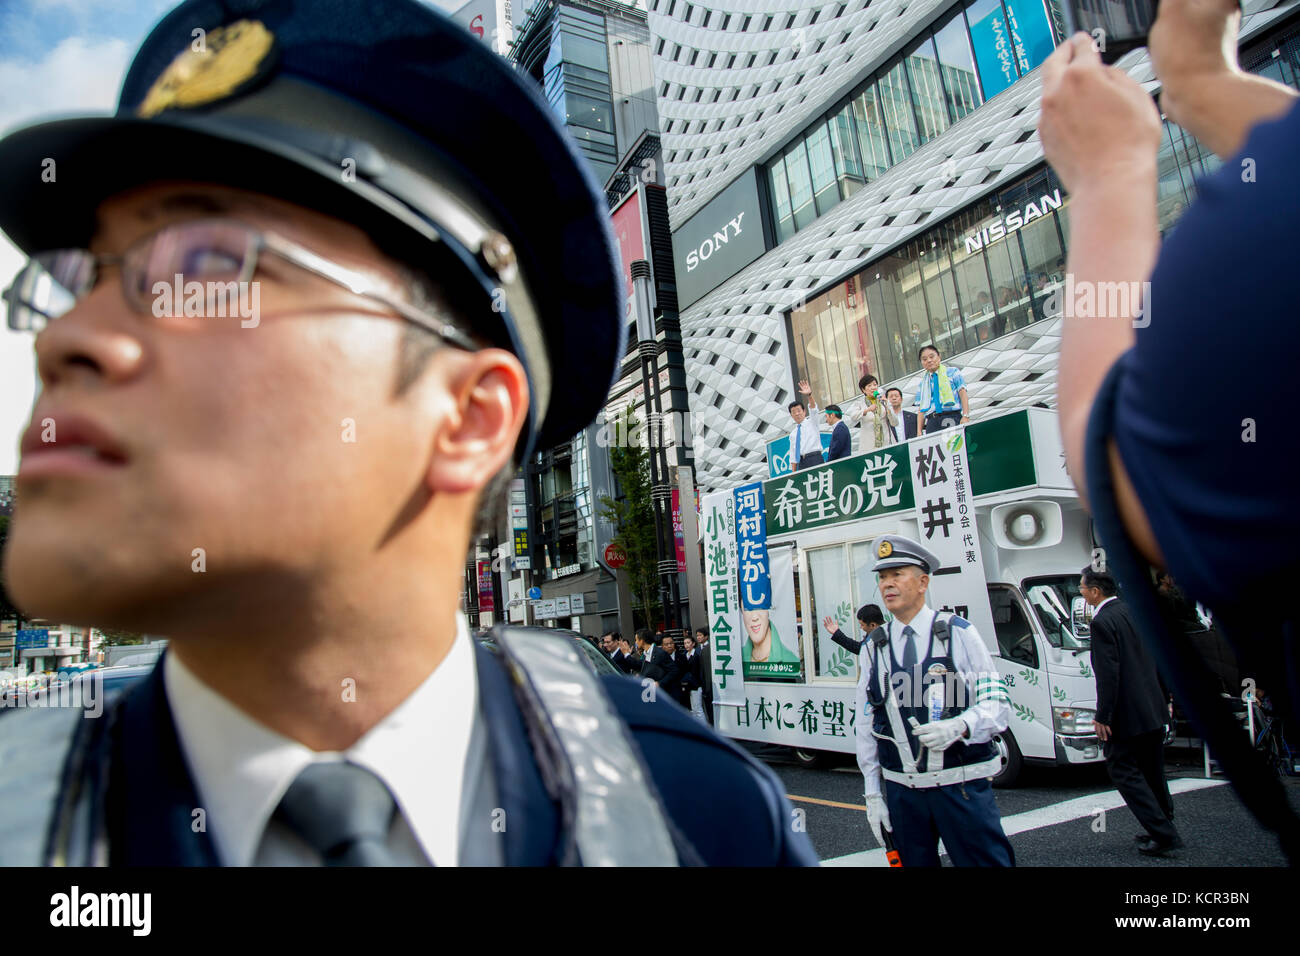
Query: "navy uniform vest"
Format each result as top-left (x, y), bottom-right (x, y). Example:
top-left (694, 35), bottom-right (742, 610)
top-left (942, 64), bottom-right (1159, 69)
top-left (865, 615), bottom-right (994, 774)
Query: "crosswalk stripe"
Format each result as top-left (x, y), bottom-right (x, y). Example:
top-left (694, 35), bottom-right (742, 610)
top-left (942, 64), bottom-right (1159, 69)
top-left (818, 777), bottom-right (1227, 867)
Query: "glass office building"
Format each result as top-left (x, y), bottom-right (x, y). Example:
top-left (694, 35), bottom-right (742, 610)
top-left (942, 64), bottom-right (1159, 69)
top-left (767, 0), bottom-right (1065, 243)
top-left (514, 3), bottom-right (619, 182)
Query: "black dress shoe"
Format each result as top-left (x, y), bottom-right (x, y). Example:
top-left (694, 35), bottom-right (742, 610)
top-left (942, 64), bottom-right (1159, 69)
top-left (1137, 835), bottom-right (1185, 857)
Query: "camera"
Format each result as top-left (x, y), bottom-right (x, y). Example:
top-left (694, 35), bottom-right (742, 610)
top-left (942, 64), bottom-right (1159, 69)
top-left (1061, 0), bottom-right (1160, 64)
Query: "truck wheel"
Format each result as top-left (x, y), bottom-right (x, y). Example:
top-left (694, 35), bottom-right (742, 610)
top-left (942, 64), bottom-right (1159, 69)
top-left (792, 747), bottom-right (828, 769)
top-left (991, 731), bottom-right (1023, 788)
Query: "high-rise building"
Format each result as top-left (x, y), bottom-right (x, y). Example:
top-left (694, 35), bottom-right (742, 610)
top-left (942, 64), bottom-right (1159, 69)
top-left (648, 0), bottom-right (1300, 491)
top-left (487, 0), bottom-right (699, 635)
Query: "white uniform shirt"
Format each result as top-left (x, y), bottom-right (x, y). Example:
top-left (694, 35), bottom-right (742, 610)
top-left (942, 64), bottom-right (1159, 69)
top-left (788, 404), bottom-right (826, 461)
top-left (855, 605), bottom-right (1010, 795)
top-left (165, 613), bottom-right (480, 866)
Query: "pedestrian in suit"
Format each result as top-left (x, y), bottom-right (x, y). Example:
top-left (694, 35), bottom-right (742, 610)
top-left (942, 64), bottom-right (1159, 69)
top-left (0, 0), bottom-right (817, 869)
top-left (822, 603), bottom-right (885, 656)
top-left (695, 627), bottom-right (714, 725)
top-left (659, 633), bottom-right (689, 708)
top-left (1082, 567), bottom-right (1182, 856)
top-left (680, 635), bottom-right (706, 721)
top-left (885, 387), bottom-right (920, 443)
top-left (824, 405), bottom-right (852, 462)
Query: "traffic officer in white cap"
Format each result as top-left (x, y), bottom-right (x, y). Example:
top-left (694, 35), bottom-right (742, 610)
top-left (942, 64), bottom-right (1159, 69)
top-left (856, 533), bottom-right (1016, 866)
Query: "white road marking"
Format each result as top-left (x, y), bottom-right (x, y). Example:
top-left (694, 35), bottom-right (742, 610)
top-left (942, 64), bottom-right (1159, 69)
top-left (819, 777), bottom-right (1227, 867)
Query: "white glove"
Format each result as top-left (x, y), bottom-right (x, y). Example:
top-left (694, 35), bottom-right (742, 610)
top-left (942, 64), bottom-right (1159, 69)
top-left (914, 716), bottom-right (968, 752)
top-left (865, 793), bottom-right (892, 848)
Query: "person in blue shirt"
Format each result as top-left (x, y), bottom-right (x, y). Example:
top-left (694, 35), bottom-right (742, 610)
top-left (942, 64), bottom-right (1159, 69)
top-left (914, 345), bottom-right (969, 434)
top-left (824, 404), bottom-right (852, 461)
top-left (1038, 0), bottom-right (1300, 861)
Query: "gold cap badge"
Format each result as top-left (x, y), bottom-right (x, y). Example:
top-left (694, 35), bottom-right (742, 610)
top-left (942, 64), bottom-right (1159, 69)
top-left (137, 20), bottom-right (277, 119)
top-left (877, 539), bottom-right (893, 558)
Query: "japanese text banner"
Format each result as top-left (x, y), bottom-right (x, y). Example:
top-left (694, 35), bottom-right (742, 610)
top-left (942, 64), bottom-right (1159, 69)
top-left (909, 428), bottom-right (997, 647)
top-left (703, 490), bottom-right (744, 704)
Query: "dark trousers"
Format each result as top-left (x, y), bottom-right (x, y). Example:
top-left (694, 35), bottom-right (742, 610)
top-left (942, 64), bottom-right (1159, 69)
top-left (923, 411), bottom-right (962, 434)
top-left (884, 777), bottom-right (1015, 867)
top-left (1104, 730), bottom-right (1178, 844)
top-left (795, 451), bottom-right (824, 471)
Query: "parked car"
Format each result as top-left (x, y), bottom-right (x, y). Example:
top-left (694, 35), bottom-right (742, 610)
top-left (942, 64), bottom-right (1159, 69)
top-left (475, 628), bottom-right (621, 677)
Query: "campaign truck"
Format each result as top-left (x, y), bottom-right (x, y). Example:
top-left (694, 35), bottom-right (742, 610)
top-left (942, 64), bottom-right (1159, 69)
top-left (702, 407), bottom-right (1103, 786)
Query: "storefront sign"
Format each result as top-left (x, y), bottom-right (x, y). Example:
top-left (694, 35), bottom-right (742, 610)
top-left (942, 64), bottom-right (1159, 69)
top-left (961, 189), bottom-right (1063, 253)
top-left (969, 1), bottom-right (1018, 99)
top-left (673, 169), bottom-right (767, 309)
top-left (570, 593), bottom-right (586, 614)
top-left (556, 596), bottom-right (571, 616)
top-left (554, 563), bottom-right (581, 578)
top-left (476, 560), bottom-right (494, 613)
top-left (1004, 0), bottom-right (1056, 76)
top-left (702, 491), bottom-right (743, 703)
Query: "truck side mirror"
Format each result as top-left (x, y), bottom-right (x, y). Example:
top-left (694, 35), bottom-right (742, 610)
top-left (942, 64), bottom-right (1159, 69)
top-left (1070, 597), bottom-right (1093, 638)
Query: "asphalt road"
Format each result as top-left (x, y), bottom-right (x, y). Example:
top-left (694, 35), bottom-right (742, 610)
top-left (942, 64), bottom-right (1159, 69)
top-left (750, 744), bottom-right (1299, 866)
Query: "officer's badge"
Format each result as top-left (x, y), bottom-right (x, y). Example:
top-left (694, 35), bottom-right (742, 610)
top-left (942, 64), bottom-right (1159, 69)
top-left (877, 539), bottom-right (893, 559)
top-left (928, 663), bottom-right (947, 678)
top-left (137, 20), bottom-right (277, 118)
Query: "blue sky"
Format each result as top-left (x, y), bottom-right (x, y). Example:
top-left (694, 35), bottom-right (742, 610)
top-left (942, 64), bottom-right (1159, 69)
top-left (0, 0), bottom-right (470, 473)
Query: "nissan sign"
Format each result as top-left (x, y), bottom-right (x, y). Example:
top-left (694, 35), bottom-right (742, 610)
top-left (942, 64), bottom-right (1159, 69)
top-left (673, 168), bottom-right (766, 309)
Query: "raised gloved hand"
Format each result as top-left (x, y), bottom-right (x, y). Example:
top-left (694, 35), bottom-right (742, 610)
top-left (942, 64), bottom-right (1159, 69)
top-left (914, 716), bottom-right (968, 751)
top-left (865, 793), bottom-right (892, 847)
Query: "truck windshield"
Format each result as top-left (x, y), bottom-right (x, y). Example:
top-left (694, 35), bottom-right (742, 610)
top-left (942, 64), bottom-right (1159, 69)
top-left (1023, 576), bottom-right (1090, 651)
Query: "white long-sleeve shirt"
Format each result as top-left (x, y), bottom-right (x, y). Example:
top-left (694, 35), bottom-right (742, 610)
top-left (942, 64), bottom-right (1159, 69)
top-left (855, 605), bottom-right (1010, 795)
top-left (787, 404), bottom-right (826, 460)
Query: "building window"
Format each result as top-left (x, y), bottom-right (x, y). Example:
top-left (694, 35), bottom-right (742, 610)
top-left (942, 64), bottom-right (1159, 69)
top-left (933, 11), bottom-right (983, 121)
top-left (877, 61), bottom-right (921, 163)
top-left (784, 138), bottom-right (817, 231)
top-left (806, 122), bottom-right (841, 216)
top-left (904, 35), bottom-right (950, 144)
top-left (850, 83), bottom-right (892, 180)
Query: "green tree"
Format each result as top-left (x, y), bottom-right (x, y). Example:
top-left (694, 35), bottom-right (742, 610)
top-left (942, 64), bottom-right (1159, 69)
top-left (599, 407), bottom-right (661, 630)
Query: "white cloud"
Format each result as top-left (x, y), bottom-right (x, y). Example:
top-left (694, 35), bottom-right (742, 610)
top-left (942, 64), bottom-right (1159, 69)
top-left (0, 33), bottom-right (132, 474)
top-left (0, 35), bottom-right (130, 136)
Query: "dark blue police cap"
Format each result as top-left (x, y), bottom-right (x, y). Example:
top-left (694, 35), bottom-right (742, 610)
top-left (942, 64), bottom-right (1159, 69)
top-left (0, 0), bottom-right (626, 456)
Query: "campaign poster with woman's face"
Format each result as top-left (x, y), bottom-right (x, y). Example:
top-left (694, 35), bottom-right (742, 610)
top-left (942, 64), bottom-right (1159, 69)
top-left (742, 547), bottom-right (801, 679)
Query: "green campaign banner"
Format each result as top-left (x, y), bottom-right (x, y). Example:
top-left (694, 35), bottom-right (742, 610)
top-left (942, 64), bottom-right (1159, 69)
top-left (764, 410), bottom-right (1039, 537)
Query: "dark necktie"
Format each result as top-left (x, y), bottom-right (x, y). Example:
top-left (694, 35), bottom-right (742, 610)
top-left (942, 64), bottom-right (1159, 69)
top-left (901, 624), bottom-right (917, 672)
top-left (273, 761), bottom-right (399, 866)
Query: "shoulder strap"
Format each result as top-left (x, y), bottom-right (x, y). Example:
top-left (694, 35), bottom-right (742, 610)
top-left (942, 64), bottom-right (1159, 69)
top-left (490, 625), bottom-right (680, 866)
top-left (931, 613), bottom-right (951, 652)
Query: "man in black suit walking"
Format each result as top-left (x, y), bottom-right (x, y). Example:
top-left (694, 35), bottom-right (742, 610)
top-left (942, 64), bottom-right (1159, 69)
top-left (885, 387), bottom-right (919, 443)
top-left (695, 627), bottom-right (714, 724)
top-left (1082, 567), bottom-right (1182, 856)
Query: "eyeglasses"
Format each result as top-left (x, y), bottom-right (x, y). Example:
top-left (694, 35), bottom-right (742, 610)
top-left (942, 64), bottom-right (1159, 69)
top-left (2, 217), bottom-right (480, 352)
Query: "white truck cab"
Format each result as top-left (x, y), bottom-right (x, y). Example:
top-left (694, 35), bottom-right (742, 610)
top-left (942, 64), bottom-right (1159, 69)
top-left (702, 407), bottom-right (1103, 786)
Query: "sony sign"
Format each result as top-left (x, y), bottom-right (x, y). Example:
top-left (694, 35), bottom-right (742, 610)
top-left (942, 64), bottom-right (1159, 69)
top-left (685, 213), bottom-right (745, 272)
top-left (963, 189), bottom-right (1064, 254)
top-left (674, 168), bottom-right (767, 309)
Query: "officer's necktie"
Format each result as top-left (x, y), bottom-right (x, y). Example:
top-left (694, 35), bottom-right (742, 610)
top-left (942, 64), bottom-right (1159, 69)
top-left (795, 422), bottom-right (803, 460)
top-left (273, 761), bottom-right (399, 866)
top-left (901, 625), bottom-right (917, 672)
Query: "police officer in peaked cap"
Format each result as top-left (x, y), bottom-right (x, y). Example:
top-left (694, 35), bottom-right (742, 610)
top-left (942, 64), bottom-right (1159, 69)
top-left (0, 0), bottom-right (816, 867)
top-left (856, 533), bottom-right (1015, 866)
